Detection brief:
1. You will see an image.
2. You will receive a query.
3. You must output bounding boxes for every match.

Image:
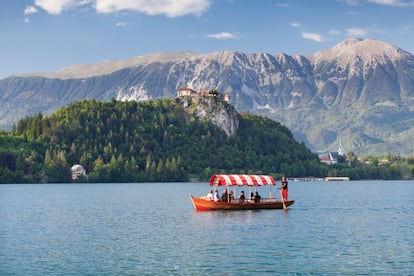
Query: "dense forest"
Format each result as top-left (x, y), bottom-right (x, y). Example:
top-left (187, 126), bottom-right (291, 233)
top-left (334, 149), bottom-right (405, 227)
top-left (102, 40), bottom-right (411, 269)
top-left (0, 98), bottom-right (324, 183)
top-left (1, 98), bottom-right (414, 183)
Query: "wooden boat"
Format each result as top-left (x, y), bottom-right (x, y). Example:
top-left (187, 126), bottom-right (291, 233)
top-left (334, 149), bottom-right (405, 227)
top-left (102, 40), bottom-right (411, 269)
top-left (190, 174), bottom-right (294, 211)
top-left (190, 195), bottom-right (294, 211)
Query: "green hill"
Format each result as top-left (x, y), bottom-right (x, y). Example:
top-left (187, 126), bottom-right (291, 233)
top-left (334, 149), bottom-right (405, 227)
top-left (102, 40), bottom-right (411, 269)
top-left (0, 98), bottom-right (325, 183)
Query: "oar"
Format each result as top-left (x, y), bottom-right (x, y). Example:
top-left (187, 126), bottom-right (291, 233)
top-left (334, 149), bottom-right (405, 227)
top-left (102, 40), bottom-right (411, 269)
top-left (280, 189), bottom-right (287, 210)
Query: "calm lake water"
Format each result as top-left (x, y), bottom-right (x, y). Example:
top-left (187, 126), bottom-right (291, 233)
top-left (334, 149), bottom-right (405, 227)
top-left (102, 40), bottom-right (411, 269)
top-left (1, 181), bottom-right (413, 275)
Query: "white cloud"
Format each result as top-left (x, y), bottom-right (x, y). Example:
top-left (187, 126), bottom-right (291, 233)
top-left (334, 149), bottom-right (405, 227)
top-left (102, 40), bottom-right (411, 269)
top-left (24, 6), bottom-right (38, 15)
top-left (290, 22), bottom-right (301, 28)
top-left (368, 0), bottom-right (414, 6)
top-left (116, 21), bottom-right (128, 27)
top-left (339, 0), bottom-right (414, 6)
top-left (329, 29), bottom-right (342, 35)
top-left (206, 32), bottom-right (239, 39)
top-left (31, 0), bottom-right (210, 17)
top-left (346, 28), bottom-right (369, 36)
top-left (34, 0), bottom-right (92, 15)
top-left (338, 0), bottom-right (360, 5)
top-left (95, 0), bottom-right (210, 17)
top-left (397, 24), bottom-right (412, 34)
top-left (301, 32), bottom-right (326, 42)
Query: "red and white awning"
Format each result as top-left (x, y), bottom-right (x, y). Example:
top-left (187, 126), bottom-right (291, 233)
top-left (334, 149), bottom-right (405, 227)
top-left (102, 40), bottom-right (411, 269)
top-left (209, 174), bottom-right (276, 186)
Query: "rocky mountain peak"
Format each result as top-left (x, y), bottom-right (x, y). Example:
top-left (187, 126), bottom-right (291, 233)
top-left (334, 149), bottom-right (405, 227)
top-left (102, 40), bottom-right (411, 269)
top-left (195, 50), bottom-right (240, 66)
top-left (310, 37), bottom-right (411, 67)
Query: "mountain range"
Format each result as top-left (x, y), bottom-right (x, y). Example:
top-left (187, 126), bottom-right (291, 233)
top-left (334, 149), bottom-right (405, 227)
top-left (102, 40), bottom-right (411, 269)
top-left (1, 37), bottom-right (414, 156)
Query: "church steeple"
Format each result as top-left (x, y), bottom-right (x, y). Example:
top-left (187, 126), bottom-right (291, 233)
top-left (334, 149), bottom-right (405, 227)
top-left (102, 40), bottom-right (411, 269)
top-left (338, 139), bottom-right (344, 156)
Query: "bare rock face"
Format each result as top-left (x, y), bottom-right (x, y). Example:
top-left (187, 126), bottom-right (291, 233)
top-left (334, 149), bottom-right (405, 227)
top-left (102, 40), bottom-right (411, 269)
top-left (177, 95), bottom-right (239, 137)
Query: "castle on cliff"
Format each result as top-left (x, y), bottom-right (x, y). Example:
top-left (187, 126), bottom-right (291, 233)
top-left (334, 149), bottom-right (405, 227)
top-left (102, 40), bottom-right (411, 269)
top-left (177, 87), bottom-right (230, 102)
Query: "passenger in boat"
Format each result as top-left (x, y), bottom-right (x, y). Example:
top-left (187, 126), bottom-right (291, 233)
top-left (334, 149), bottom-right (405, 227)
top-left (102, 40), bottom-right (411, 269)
top-left (254, 191), bottom-right (261, 203)
top-left (280, 176), bottom-right (288, 201)
top-left (229, 191), bottom-right (234, 202)
top-left (248, 192), bottom-right (255, 203)
top-left (213, 190), bottom-right (220, 202)
top-left (221, 189), bottom-right (229, 202)
top-left (239, 191), bottom-right (246, 203)
top-left (206, 190), bottom-right (214, 201)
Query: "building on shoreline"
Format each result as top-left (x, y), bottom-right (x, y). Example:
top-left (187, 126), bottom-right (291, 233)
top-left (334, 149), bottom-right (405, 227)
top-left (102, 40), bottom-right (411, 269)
top-left (71, 164), bottom-right (86, 181)
top-left (320, 140), bottom-right (345, 165)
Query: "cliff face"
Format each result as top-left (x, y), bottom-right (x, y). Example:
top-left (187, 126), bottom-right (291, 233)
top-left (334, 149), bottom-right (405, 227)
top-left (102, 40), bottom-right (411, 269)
top-left (176, 95), bottom-right (239, 137)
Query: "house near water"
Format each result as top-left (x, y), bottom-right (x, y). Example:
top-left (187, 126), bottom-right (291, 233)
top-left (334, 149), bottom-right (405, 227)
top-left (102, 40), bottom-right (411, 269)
top-left (71, 164), bottom-right (86, 181)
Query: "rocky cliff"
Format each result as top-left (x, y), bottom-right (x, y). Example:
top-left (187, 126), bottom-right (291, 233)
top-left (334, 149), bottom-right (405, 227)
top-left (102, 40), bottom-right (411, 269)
top-left (177, 94), bottom-right (239, 137)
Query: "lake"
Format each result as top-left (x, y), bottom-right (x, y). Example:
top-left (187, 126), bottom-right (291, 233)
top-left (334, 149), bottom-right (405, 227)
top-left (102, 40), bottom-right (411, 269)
top-left (1, 180), bottom-right (413, 275)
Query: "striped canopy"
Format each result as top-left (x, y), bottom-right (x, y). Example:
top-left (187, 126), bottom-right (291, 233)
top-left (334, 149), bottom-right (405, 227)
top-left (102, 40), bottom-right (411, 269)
top-left (209, 174), bottom-right (276, 186)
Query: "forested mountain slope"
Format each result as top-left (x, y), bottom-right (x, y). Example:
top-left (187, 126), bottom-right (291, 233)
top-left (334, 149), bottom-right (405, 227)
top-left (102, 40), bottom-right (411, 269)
top-left (0, 97), bottom-right (324, 183)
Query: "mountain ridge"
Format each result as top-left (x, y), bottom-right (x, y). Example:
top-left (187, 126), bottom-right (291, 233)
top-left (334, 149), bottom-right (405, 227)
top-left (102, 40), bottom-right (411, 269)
top-left (17, 37), bottom-right (412, 80)
top-left (20, 51), bottom-right (198, 79)
top-left (2, 37), bottom-right (414, 156)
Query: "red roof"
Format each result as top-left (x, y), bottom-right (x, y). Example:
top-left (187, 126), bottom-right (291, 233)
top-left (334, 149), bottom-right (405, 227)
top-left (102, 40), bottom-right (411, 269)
top-left (209, 174), bottom-right (276, 186)
top-left (198, 90), bottom-right (210, 95)
top-left (178, 87), bottom-right (196, 92)
top-left (320, 155), bottom-right (331, 161)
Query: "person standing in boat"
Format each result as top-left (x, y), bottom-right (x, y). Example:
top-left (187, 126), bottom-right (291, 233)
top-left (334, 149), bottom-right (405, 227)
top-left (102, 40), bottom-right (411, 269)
top-left (280, 176), bottom-right (288, 201)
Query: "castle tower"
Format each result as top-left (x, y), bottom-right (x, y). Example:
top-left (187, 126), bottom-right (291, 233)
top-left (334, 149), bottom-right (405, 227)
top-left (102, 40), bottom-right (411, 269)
top-left (224, 92), bottom-right (230, 102)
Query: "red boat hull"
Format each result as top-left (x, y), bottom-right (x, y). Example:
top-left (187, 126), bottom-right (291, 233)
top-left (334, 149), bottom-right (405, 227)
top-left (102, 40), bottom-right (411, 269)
top-left (190, 195), bottom-right (294, 211)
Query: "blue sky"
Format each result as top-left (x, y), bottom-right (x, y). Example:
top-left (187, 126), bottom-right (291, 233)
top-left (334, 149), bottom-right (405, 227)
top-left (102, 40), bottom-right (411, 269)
top-left (1, 0), bottom-right (414, 79)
